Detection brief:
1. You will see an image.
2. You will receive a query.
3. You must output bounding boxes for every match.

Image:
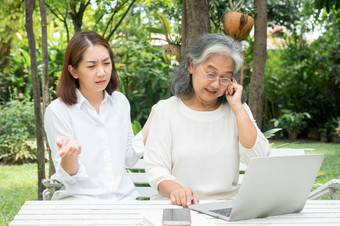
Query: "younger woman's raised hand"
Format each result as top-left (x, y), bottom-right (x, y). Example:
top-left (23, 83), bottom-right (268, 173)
top-left (56, 137), bottom-right (81, 158)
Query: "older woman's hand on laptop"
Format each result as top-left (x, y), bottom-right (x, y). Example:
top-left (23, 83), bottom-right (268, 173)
top-left (158, 180), bottom-right (199, 208)
top-left (170, 187), bottom-right (199, 208)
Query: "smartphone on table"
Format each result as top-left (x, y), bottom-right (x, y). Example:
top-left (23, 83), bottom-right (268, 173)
top-left (162, 208), bottom-right (191, 225)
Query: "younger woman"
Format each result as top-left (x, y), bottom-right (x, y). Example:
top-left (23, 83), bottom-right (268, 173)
top-left (44, 31), bottom-right (154, 200)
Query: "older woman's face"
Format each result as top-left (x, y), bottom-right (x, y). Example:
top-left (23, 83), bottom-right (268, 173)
top-left (189, 53), bottom-right (234, 105)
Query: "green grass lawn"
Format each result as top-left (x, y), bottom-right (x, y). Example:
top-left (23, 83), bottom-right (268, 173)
top-left (271, 141), bottom-right (340, 184)
top-left (1, 142), bottom-right (339, 225)
top-left (0, 164), bottom-right (38, 226)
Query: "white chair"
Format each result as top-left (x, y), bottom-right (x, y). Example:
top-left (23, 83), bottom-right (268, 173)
top-left (43, 149), bottom-right (339, 200)
top-left (125, 158), bottom-right (157, 199)
top-left (42, 158), bottom-right (156, 200)
top-left (308, 179), bottom-right (340, 200)
top-left (42, 178), bottom-right (64, 200)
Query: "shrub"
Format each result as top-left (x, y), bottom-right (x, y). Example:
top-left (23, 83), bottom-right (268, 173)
top-left (0, 95), bottom-right (37, 164)
top-left (271, 109), bottom-right (311, 139)
top-left (113, 20), bottom-right (172, 125)
top-left (327, 117), bottom-right (340, 136)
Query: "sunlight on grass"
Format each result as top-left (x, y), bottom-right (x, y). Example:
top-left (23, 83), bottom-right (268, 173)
top-left (271, 142), bottom-right (340, 183)
top-left (272, 142), bottom-right (340, 200)
top-left (0, 163), bottom-right (38, 225)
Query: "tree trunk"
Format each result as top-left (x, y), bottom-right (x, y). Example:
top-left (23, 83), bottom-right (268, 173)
top-left (248, 0), bottom-right (267, 130)
top-left (0, 27), bottom-right (11, 73)
top-left (39, 0), bottom-right (54, 177)
top-left (181, 0), bottom-right (211, 51)
top-left (25, 0), bottom-right (46, 200)
top-left (0, 28), bottom-right (11, 101)
top-left (69, 1), bottom-right (91, 32)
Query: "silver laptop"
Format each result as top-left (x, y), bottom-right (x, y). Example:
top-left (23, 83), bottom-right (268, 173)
top-left (189, 154), bottom-right (324, 221)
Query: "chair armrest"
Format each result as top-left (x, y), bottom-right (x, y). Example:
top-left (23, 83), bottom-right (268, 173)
top-left (308, 179), bottom-right (340, 200)
top-left (41, 179), bottom-right (64, 200)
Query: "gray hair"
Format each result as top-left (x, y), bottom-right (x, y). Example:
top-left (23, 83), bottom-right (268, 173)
top-left (171, 33), bottom-right (244, 103)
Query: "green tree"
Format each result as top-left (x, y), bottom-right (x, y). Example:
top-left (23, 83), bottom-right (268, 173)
top-left (0, 0), bottom-right (25, 101)
top-left (25, 0), bottom-right (46, 200)
top-left (263, 0), bottom-right (340, 136)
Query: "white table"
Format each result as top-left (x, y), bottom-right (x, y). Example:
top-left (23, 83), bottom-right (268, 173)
top-left (9, 200), bottom-right (340, 225)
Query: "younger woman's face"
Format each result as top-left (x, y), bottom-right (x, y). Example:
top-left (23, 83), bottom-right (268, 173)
top-left (69, 44), bottom-right (112, 97)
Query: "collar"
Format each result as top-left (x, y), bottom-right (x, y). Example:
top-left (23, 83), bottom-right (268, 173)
top-left (75, 89), bottom-right (87, 109)
top-left (74, 89), bottom-right (111, 109)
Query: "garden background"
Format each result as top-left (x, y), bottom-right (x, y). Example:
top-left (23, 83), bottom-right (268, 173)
top-left (0, 0), bottom-right (340, 225)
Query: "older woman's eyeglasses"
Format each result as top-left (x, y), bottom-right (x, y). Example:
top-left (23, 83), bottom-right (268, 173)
top-left (199, 65), bottom-right (233, 85)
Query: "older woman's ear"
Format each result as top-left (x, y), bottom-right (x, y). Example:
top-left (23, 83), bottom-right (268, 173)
top-left (188, 58), bottom-right (194, 74)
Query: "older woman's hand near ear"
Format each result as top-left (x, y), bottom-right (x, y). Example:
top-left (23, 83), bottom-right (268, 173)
top-left (56, 137), bottom-right (81, 176)
top-left (225, 78), bottom-right (257, 149)
top-left (225, 77), bottom-right (243, 109)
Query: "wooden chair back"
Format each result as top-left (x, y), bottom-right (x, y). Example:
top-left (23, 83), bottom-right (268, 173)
top-left (126, 158), bottom-right (157, 199)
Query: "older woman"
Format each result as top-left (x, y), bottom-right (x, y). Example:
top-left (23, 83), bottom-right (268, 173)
top-left (144, 33), bottom-right (271, 207)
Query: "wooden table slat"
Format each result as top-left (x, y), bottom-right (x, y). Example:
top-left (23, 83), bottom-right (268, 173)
top-left (10, 219), bottom-right (142, 225)
top-left (9, 200), bottom-right (340, 225)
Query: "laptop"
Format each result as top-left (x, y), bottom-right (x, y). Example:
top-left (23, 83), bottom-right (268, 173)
top-left (189, 154), bottom-right (324, 221)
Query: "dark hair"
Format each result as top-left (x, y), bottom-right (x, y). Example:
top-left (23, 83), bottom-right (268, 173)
top-left (57, 31), bottom-right (118, 105)
top-left (171, 33), bottom-right (246, 103)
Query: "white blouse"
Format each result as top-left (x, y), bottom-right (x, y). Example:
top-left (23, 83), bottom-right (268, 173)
top-left (144, 96), bottom-right (271, 200)
top-left (44, 89), bottom-right (144, 200)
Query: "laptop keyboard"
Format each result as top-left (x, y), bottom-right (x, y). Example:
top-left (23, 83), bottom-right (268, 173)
top-left (210, 208), bottom-right (232, 217)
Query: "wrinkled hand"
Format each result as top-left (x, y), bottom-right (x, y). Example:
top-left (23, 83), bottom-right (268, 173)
top-left (169, 187), bottom-right (199, 208)
top-left (225, 77), bottom-right (243, 108)
top-left (56, 137), bottom-right (81, 158)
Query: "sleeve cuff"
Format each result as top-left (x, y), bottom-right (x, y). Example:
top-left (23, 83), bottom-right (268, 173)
top-left (132, 131), bottom-right (145, 156)
top-left (152, 175), bottom-right (179, 191)
top-left (239, 128), bottom-right (271, 165)
top-left (53, 159), bottom-right (88, 184)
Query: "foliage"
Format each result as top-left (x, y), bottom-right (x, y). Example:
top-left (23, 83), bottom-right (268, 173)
top-left (336, 122), bottom-right (340, 137)
top-left (0, 0), bottom-right (27, 102)
top-left (313, 0), bottom-right (340, 13)
top-left (132, 120), bottom-right (142, 135)
top-left (263, 128), bottom-right (282, 139)
top-left (267, 0), bottom-right (303, 32)
top-left (113, 8), bottom-right (173, 125)
top-left (325, 117), bottom-right (340, 136)
top-left (43, 21), bottom-right (69, 99)
top-left (225, 0), bottom-right (246, 12)
top-left (263, 3), bottom-right (340, 135)
top-left (146, 12), bottom-right (181, 45)
top-left (271, 109), bottom-right (311, 139)
top-left (0, 0), bottom-right (340, 151)
top-left (209, 0), bottom-right (306, 34)
top-left (209, 0), bottom-right (255, 33)
top-left (0, 95), bottom-right (37, 164)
